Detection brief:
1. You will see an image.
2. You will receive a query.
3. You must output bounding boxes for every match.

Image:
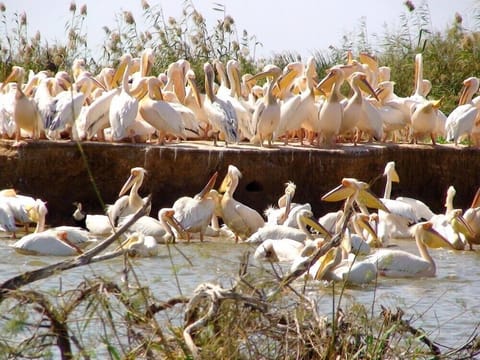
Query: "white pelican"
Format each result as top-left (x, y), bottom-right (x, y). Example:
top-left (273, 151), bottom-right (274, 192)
top-left (462, 187), bottom-right (480, 250)
top-left (46, 72), bottom-right (103, 140)
top-left (314, 67), bottom-right (346, 146)
top-left (0, 190), bottom-right (46, 237)
top-left (374, 81), bottom-right (411, 142)
top-left (82, 88), bottom-right (118, 140)
top-left (109, 53), bottom-right (139, 142)
top-left (374, 162), bottom-right (421, 243)
top-left (445, 77), bottom-right (480, 145)
top-left (1, 66), bottom-right (42, 144)
top-left (409, 99), bottom-right (442, 145)
top-left (365, 222), bottom-right (454, 278)
top-left (0, 198), bottom-right (17, 234)
top-left (183, 69), bottom-right (209, 137)
top-left (225, 59), bottom-right (255, 141)
top-left (246, 208), bottom-right (329, 244)
top-left (253, 238), bottom-right (311, 262)
top-left (116, 232), bottom-right (159, 257)
top-left (249, 65), bottom-right (282, 147)
top-left (341, 72), bottom-right (381, 143)
top-left (107, 167), bottom-right (150, 225)
top-left (275, 59), bottom-right (316, 144)
top-left (0, 81), bottom-right (18, 138)
top-left (73, 202), bottom-right (113, 236)
top-left (139, 77), bottom-right (187, 144)
top-left (218, 165), bottom-right (264, 242)
top-left (11, 230), bottom-right (83, 256)
top-left (172, 172), bottom-right (218, 242)
top-left (382, 161), bottom-right (435, 221)
top-left (321, 177), bottom-right (389, 214)
top-left (309, 246), bottom-right (377, 285)
top-left (203, 62), bottom-right (239, 146)
top-left (264, 181), bottom-right (297, 225)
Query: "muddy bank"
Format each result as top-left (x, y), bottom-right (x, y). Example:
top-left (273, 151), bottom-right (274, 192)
top-left (0, 139), bottom-right (477, 225)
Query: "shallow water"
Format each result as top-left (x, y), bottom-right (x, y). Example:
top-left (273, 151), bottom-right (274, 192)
top-left (1, 232), bottom-right (479, 350)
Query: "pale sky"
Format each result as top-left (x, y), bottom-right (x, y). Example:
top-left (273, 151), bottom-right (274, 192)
top-left (6, 0), bottom-right (479, 61)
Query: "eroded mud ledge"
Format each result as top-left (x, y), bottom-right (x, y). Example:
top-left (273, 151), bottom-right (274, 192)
top-left (0, 139), bottom-right (477, 225)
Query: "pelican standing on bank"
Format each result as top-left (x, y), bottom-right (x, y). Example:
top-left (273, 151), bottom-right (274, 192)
top-left (314, 67), bottom-right (345, 146)
top-left (139, 76), bottom-right (187, 144)
top-left (249, 65), bottom-right (282, 147)
top-left (1, 66), bottom-right (42, 145)
top-left (109, 53), bottom-right (139, 142)
top-left (203, 62), bottom-right (239, 146)
top-left (218, 165), bottom-right (265, 242)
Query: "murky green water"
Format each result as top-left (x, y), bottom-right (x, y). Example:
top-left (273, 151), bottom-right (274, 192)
top-left (0, 233), bottom-right (478, 350)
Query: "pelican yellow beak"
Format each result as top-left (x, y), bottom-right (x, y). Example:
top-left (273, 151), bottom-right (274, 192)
top-left (119, 173), bottom-right (136, 197)
top-left (420, 222), bottom-right (455, 249)
top-left (218, 174), bottom-right (230, 194)
top-left (354, 213), bottom-right (379, 244)
top-left (315, 70), bottom-right (337, 94)
top-left (186, 70), bottom-right (203, 108)
top-left (359, 52), bottom-right (378, 72)
top-left (314, 247), bottom-right (341, 280)
top-left (1, 67), bottom-right (21, 90)
top-left (450, 210), bottom-right (475, 239)
top-left (322, 178), bottom-right (389, 212)
top-left (298, 212), bottom-right (332, 240)
top-left (164, 209), bottom-right (188, 240)
top-left (115, 233), bottom-right (140, 252)
top-left (196, 172), bottom-right (219, 199)
top-left (358, 74), bottom-right (379, 101)
top-left (384, 162), bottom-right (400, 182)
top-left (111, 54), bottom-right (130, 88)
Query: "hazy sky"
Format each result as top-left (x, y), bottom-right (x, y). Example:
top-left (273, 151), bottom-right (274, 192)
top-left (7, 0), bottom-right (479, 61)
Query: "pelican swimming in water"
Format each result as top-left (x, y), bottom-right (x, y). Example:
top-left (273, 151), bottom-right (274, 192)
top-left (115, 232), bottom-right (159, 257)
top-left (308, 246), bottom-right (377, 285)
top-left (364, 221), bottom-right (454, 278)
top-left (246, 208), bottom-right (329, 244)
top-left (172, 172), bottom-right (218, 242)
top-left (73, 202), bottom-right (114, 236)
top-left (218, 165), bottom-right (265, 242)
top-left (11, 230), bottom-right (84, 256)
top-left (118, 208), bottom-right (186, 244)
top-left (253, 238), bottom-right (319, 263)
top-left (107, 167), bottom-right (150, 225)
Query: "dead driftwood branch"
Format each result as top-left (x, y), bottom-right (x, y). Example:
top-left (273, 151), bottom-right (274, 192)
top-left (0, 195), bottom-right (152, 302)
top-left (183, 282), bottom-right (268, 359)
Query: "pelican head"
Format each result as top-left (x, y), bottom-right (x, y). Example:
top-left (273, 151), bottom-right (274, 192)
top-left (414, 221), bottom-right (455, 249)
top-left (383, 161), bottom-right (400, 182)
top-left (158, 208), bottom-right (188, 241)
top-left (119, 167), bottom-right (147, 197)
top-left (219, 165), bottom-right (242, 194)
top-left (1, 66), bottom-right (25, 90)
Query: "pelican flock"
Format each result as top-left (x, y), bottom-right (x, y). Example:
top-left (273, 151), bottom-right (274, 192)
top-left (0, 49), bottom-right (479, 293)
top-left (0, 155), bottom-right (476, 319)
top-left (1, 50), bottom-right (478, 147)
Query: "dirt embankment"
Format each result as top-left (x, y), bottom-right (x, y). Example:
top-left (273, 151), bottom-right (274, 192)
top-left (0, 139), bottom-right (477, 225)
